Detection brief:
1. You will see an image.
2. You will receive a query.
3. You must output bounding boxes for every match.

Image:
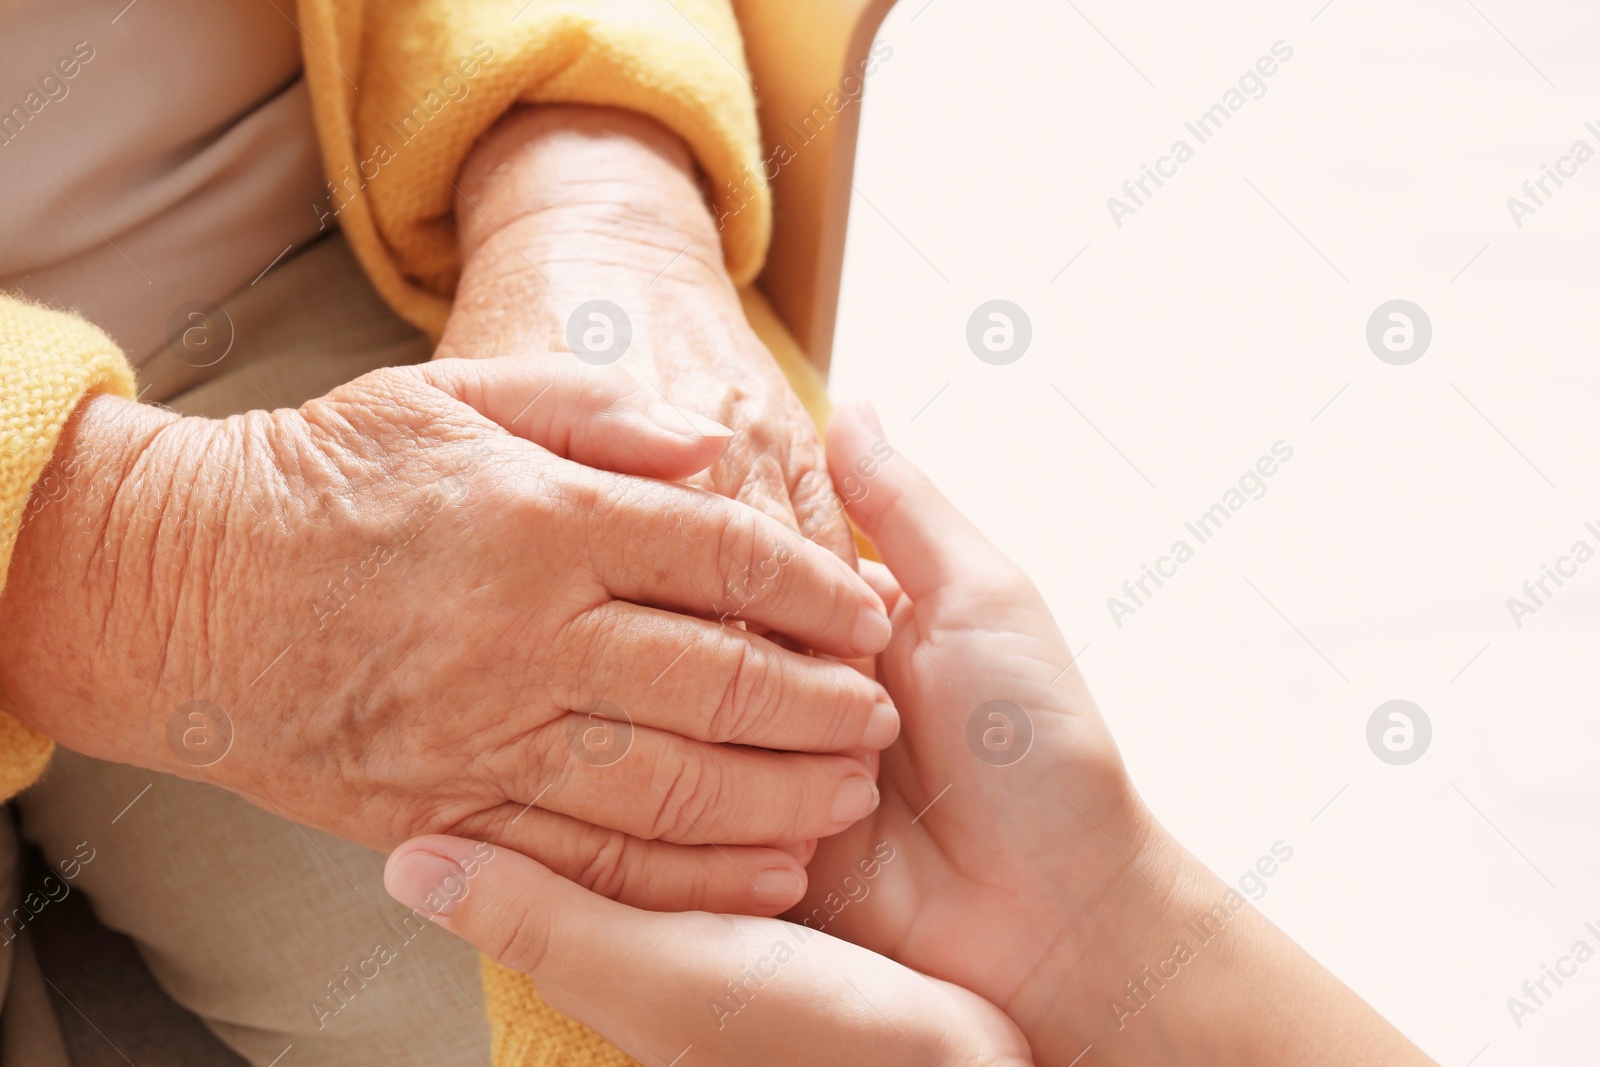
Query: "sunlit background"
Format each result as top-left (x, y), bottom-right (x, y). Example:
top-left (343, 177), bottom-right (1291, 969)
top-left (833, 1), bottom-right (1600, 1062)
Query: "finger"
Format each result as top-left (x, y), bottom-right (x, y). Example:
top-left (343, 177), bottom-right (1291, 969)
top-left (789, 436), bottom-right (859, 562)
top-left (442, 804), bottom-right (806, 915)
top-left (416, 356), bottom-right (733, 480)
top-left (858, 559), bottom-right (906, 615)
top-left (382, 836), bottom-right (793, 1061)
top-left (715, 443), bottom-right (804, 534)
top-left (385, 836), bottom-right (1030, 1067)
top-left (564, 601), bottom-right (898, 751)
top-left (593, 477), bottom-right (892, 658)
top-left (826, 400), bottom-right (1013, 601)
top-left (773, 839), bottom-right (818, 865)
top-left (528, 719), bottom-right (880, 845)
top-left (384, 835), bottom-right (645, 985)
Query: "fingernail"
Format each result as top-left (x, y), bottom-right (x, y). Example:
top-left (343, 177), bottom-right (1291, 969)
top-left (859, 401), bottom-right (886, 440)
top-left (384, 851), bottom-right (468, 919)
top-left (862, 695), bottom-right (900, 749)
top-left (852, 605), bottom-right (892, 654)
top-left (752, 867), bottom-right (805, 908)
top-left (832, 776), bottom-right (880, 825)
top-left (649, 403), bottom-right (734, 439)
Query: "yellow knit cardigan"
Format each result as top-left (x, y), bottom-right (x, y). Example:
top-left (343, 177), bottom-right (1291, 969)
top-left (0, 2), bottom-right (796, 1063)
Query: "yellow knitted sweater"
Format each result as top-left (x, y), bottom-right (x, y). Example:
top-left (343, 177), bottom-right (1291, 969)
top-left (0, 2), bottom-right (789, 1063)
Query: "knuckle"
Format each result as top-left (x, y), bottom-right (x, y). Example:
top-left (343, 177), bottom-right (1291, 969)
top-left (676, 866), bottom-right (712, 912)
top-left (714, 510), bottom-right (766, 616)
top-left (647, 756), bottom-right (721, 843)
top-left (780, 767), bottom-right (820, 841)
top-left (598, 489), bottom-right (672, 581)
top-left (351, 363), bottom-right (421, 402)
top-left (707, 639), bottom-right (777, 744)
top-left (501, 465), bottom-right (579, 528)
top-left (582, 363), bottom-right (645, 410)
top-left (574, 829), bottom-right (633, 901)
top-left (792, 463), bottom-right (848, 532)
top-left (529, 720), bottom-right (579, 796)
top-left (817, 668), bottom-right (873, 749)
top-left (488, 901), bottom-right (554, 976)
top-left (551, 606), bottom-right (613, 704)
top-left (818, 558), bottom-right (860, 638)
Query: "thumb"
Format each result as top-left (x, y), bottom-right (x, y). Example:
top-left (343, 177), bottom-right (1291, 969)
top-left (417, 356), bottom-right (733, 480)
top-left (384, 836), bottom-right (1029, 1067)
top-left (826, 401), bottom-right (1012, 601)
top-left (384, 834), bottom-right (745, 1062)
top-left (384, 835), bottom-right (700, 1018)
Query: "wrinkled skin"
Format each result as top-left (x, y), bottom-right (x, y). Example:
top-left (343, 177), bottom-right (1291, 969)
top-left (436, 104), bottom-right (857, 561)
top-left (795, 403), bottom-right (1156, 1061)
top-left (0, 359), bottom-right (895, 914)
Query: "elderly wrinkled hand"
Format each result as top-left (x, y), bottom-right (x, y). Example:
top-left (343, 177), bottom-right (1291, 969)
top-left (436, 105), bottom-right (858, 562)
top-left (0, 357), bottom-right (896, 914)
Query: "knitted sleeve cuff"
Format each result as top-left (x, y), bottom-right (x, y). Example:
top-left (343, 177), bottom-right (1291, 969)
top-left (301, 0), bottom-right (770, 339)
top-left (0, 293), bottom-right (135, 799)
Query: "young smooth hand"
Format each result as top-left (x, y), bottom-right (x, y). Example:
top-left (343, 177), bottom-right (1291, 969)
top-left (382, 833), bottom-right (1031, 1067)
top-left (795, 403), bottom-right (1437, 1067)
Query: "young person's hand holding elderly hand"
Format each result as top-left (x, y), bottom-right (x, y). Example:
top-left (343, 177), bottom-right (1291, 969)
top-left (797, 407), bottom-right (1437, 1065)
top-left (388, 406), bottom-right (1439, 1067)
top-left (0, 358), bottom-right (896, 915)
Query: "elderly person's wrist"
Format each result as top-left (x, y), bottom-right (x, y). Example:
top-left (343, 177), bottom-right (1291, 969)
top-left (453, 104), bottom-right (730, 292)
top-left (0, 393), bottom-right (187, 760)
top-left (440, 104), bottom-right (743, 367)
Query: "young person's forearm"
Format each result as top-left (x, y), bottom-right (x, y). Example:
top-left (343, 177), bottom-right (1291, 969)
top-left (1016, 829), bottom-right (1436, 1067)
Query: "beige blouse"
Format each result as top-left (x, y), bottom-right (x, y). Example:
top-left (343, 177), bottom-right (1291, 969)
top-left (0, 0), bottom-right (328, 365)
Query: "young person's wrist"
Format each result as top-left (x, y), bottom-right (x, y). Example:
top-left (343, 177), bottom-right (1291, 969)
top-left (1017, 817), bottom-right (1433, 1067)
top-left (997, 814), bottom-right (1199, 1064)
top-left (1065, 833), bottom-right (1277, 1066)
